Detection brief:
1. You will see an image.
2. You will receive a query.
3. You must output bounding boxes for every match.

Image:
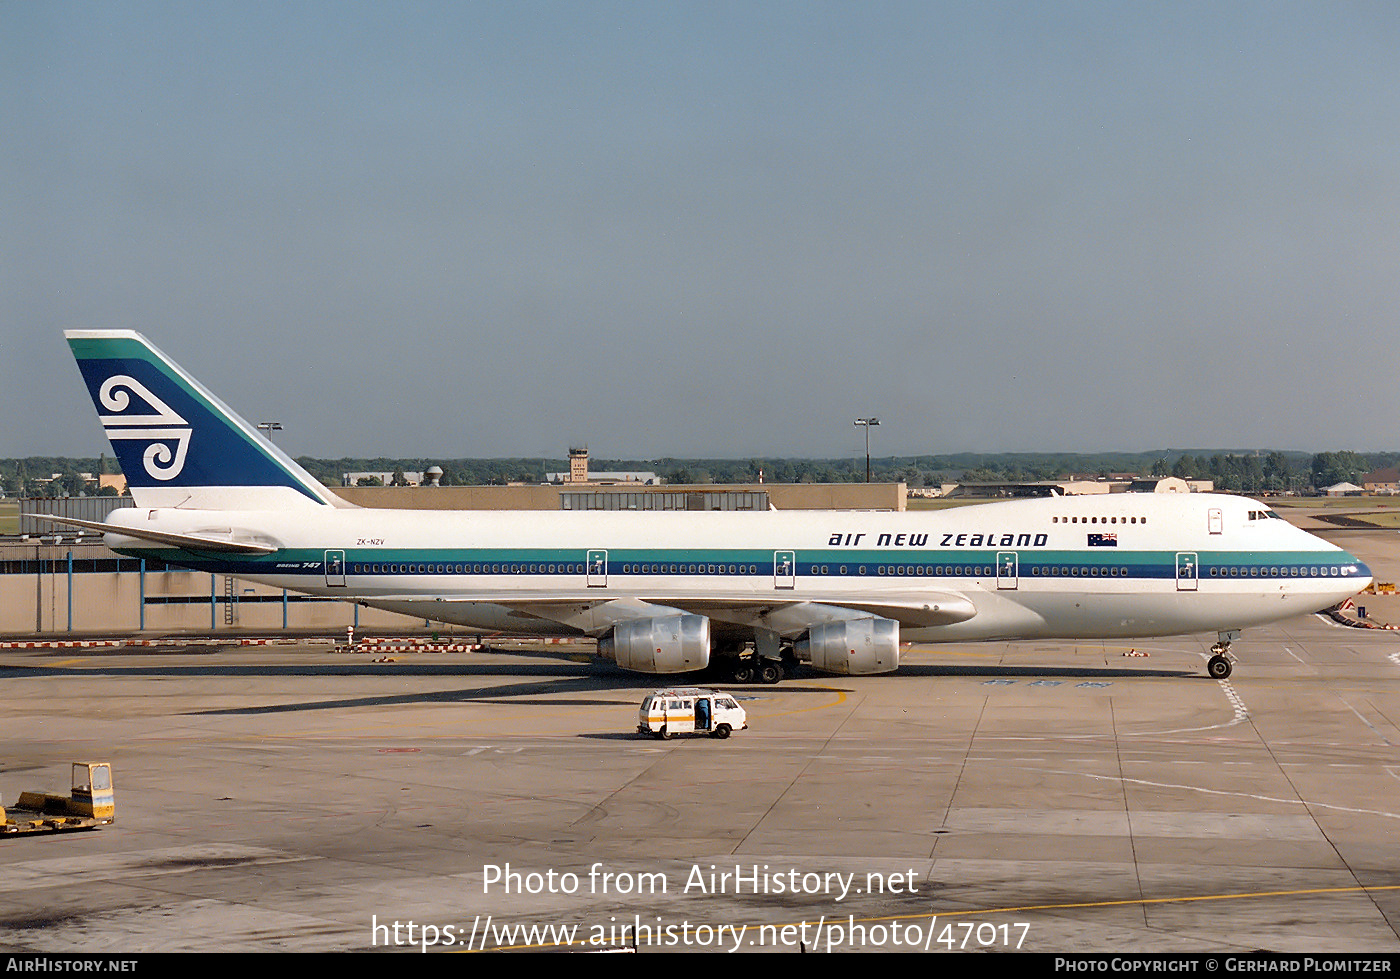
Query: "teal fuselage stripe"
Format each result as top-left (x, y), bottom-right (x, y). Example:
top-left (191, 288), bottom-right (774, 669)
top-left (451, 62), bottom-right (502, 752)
top-left (110, 547), bottom-right (1365, 582)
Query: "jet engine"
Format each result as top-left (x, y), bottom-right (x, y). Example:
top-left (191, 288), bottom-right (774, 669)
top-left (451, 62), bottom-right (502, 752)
top-left (795, 617), bottom-right (899, 675)
top-left (597, 614), bottom-right (711, 674)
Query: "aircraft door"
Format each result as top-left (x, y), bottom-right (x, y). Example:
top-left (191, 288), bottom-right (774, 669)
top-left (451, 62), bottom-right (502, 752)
top-left (587, 549), bottom-right (608, 588)
top-left (774, 550), bottom-right (795, 590)
top-left (997, 551), bottom-right (1018, 590)
top-left (1176, 552), bottom-right (1198, 592)
top-left (325, 550), bottom-right (346, 587)
top-left (1208, 508), bottom-right (1223, 534)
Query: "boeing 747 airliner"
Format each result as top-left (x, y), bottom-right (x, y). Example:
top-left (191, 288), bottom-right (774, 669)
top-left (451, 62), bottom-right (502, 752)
top-left (50, 331), bottom-right (1371, 683)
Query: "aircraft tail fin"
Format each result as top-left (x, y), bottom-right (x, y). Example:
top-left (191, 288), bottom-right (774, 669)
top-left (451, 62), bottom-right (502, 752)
top-left (66, 330), bottom-right (347, 510)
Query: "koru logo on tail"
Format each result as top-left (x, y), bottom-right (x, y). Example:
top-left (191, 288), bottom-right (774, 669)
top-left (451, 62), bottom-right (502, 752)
top-left (98, 375), bottom-right (192, 480)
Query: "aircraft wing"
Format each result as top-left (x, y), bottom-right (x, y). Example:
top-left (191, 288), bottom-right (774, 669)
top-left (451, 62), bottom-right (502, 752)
top-left (363, 592), bottom-right (978, 635)
top-left (675, 594), bottom-right (978, 631)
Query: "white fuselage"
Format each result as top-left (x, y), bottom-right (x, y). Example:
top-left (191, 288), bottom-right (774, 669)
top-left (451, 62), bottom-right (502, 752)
top-left (102, 492), bottom-right (1370, 643)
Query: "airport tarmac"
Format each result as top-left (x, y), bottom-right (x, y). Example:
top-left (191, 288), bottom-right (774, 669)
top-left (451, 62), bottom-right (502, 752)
top-left (1, 616), bottom-right (1397, 954)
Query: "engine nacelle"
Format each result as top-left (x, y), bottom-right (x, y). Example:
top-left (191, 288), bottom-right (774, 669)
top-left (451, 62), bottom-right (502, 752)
top-left (795, 617), bottom-right (900, 675)
top-left (597, 614), bottom-right (711, 674)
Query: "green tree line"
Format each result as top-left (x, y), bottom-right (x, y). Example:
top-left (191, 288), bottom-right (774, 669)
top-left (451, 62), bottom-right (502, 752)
top-left (5, 450), bottom-right (1398, 497)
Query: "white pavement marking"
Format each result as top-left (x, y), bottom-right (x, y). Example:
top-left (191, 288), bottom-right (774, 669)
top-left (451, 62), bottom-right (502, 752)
top-left (1338, 697), bottom-right (1394, 746)
top-left (1133, 674), bottom-right (1250, 739)
top-left (1039, 769), bottom-right (1400, 821)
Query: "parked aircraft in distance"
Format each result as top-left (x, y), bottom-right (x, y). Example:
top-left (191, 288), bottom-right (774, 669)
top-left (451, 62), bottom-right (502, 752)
top-left (52, 331), bottom-right (1371, 683)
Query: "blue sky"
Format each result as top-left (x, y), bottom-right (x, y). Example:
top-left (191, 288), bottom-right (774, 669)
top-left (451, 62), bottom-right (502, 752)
top-left (4, 2), bottom-right (1398, 461)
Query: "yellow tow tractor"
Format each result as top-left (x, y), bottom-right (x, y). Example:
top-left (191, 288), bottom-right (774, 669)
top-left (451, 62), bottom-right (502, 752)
top-left (2, 763), bottom-right (115, 836)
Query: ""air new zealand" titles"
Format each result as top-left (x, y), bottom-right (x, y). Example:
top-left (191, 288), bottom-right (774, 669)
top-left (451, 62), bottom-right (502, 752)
top-left (828, 532), bottom-right (1050, 548)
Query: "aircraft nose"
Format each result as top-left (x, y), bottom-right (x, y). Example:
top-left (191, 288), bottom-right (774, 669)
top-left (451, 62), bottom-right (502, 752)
top-left (1343, 552), bottom-right (1372, 588)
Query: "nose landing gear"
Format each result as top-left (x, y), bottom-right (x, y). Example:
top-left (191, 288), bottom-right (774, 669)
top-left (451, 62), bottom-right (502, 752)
top-left (1207, 632), bottom-right (1237, 679)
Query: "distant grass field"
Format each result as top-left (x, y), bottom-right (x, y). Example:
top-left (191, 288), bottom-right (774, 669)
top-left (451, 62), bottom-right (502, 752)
top-left (905, 498), bottom-right (985, 511)
top-left (1270, 496), bottom-right (1400, 527)
top-left (1271, 497), bottom-right (1396, 510)
top-left (0, 501), bottom-right (18, 534)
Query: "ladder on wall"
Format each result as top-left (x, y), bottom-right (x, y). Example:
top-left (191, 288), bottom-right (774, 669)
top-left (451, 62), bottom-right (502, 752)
top-left (223, 575), bottom-right (236, 626)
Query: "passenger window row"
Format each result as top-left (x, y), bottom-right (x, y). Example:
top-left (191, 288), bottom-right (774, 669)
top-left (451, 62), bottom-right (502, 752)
top-left (352, 563), bottom-right (586, 575)
top-left (621, 564), bottom-right (760, 575)
top-left (1209, 565), bottom-right (1350, 577)
top-left (345, 560), bottom-right (1353, 579)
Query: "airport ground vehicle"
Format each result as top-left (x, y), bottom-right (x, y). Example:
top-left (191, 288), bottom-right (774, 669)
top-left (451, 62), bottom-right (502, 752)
top-left (2, 762), bottom-right (115, 836)
top-left (638, 688), bottom-right (748, 739)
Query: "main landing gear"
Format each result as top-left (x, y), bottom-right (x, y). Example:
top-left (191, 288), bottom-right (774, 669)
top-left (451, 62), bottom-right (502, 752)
top-left (724, 653), bottom-right (786, 684)
top-left (1207, 631), bottom-right (1238, 679)
top-left (728, 658), bottom-right (784, 680)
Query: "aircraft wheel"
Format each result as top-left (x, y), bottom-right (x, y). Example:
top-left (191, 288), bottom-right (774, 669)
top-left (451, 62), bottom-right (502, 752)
top-left (712, 724), bottom-right (731, 739)
top-left (758, 661), bottom-right (782, 684)
top-left (1207, 655), bottom-right (1232, 680)
top-left (731, 662), bottom-right (756, 684)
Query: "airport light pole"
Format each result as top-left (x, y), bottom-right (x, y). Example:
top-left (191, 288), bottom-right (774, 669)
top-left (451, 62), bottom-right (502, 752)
top-left (854, 417), bottom-right (880, 483)
top-left (257, 422), bottom-right (283, 442)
